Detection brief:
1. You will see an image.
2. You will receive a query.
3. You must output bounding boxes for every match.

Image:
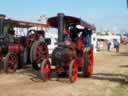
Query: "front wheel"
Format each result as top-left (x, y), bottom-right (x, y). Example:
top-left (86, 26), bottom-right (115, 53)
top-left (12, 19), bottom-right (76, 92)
top-left (83, 48), bottom-right (94, 77)
top-left (69, 59), bottom-right (78, 83)
top-left (40, 59), bottom-right (51, 81)
top-left (4, 53), bottom-right (18, 73)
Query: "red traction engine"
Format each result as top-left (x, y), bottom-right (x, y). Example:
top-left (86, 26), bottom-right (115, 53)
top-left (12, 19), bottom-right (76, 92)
top-left (3, 30), bottom-right (47, 73)
top-left (0, 17), bottom-right (50, 73)
top-left (40, 13), bottom-right (96, 82)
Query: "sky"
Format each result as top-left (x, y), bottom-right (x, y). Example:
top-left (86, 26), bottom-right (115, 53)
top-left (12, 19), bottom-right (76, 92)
top-left (0, 0), bottom-right (128, 32)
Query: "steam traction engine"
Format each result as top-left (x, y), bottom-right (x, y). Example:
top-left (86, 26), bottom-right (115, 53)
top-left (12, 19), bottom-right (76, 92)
top-left (0, 14), bottom-right (50, 73)
top-left (41, 13), bottom-right (96, 82)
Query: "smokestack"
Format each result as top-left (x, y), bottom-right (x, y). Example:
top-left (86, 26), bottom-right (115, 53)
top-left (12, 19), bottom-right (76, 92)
top-left (57, 13), bottom-right (64, 42)
top-left (0, 14), bottom-right (6, 36)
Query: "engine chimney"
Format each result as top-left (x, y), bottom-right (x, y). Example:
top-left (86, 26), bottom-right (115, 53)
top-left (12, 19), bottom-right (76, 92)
top-left (0, 14), bottom-right (6, 44)
top-left (0, 14), bottom-right (6, 36)
top-left (57, 13), bottom-right (64, 42)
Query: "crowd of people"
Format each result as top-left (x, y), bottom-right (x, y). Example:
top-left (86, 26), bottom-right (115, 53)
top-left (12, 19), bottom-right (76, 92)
top-left (96, 39), bottom-right (120, 52)
top-left (107, 39), bottom-right (120, 52)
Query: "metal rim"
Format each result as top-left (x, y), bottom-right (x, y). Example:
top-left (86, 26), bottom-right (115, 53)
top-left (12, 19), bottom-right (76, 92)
top-left (83, 48), bottom-right (94, 77)
top-left (41, 59), bottom-right (51, 81)
top-left (88, 48), bottom-right (94, 76)
top-left (30, 41), bottom-right (37, 64)
top-left (69, 60), bottom-right (78, 83)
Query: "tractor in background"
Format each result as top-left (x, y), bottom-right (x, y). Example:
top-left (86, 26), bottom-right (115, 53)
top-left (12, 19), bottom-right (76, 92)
top-left (0, 14), bottom-right (51, 73)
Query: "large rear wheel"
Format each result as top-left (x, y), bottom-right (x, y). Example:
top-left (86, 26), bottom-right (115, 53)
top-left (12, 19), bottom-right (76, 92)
top-left (4, 53), bottom-right (18, 73)
top-left (30, 41), bottom-right (48, 70)
top-left (69, 59), bottom-right (78, 83)
top-left (83, 48), bottom-right (94, 77)
top-left (40, 59), bottom-right (51, 81)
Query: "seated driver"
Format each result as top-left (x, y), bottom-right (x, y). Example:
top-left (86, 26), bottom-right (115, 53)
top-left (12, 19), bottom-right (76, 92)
top-left (68, 24), bottom-right (79, 42)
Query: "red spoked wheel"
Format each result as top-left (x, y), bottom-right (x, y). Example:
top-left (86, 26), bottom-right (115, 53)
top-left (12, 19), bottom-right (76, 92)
top-left (30, 41), bottom-right (48, 70)
top-left (41, 59), bottom-right (51, 81)
top-left (69, 59), bottom-right (78, 83)
top-left (4, 53), bottom-right (18, 73)
top-left (83, 48), bottom-right (94, 77)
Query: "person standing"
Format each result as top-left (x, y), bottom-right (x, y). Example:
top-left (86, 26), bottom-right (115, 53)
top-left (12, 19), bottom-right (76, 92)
top-left (114, 39), bottom-right (120, 52)
top-left (107, 40), bottom-right (111, 51)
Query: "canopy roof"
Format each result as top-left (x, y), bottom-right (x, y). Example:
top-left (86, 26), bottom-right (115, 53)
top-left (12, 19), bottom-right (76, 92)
top-left (48, 15), bottom-right (96, 31)
top-left (4, 19), bottom-right (48, 28)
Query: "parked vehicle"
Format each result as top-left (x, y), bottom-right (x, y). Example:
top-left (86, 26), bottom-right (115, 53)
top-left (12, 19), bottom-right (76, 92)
top-left (0, 14), bottom-right (50, 73)
top-left (40, 13), bottom-right (96, 82)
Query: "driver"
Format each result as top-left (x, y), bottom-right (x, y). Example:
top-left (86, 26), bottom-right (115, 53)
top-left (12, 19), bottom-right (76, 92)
top-left (82, 28), bottom-right (92, 48)
top-left (68, 24), bottom-right (79, 42)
